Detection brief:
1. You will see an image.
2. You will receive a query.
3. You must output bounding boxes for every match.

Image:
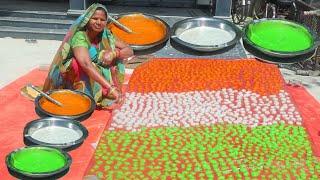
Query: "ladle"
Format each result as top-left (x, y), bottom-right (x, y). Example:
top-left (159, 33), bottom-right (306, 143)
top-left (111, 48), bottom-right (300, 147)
top-left (27, 84), bottom-right (63, 107)
top-left (108, 15), bottom-right (133, 33)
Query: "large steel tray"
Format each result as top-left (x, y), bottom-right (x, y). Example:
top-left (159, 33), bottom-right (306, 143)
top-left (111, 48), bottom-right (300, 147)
top-left (170, 17), bottom-right (241, 52)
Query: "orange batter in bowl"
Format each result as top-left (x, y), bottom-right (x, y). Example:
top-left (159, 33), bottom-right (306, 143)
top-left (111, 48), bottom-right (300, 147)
top-left (108, 14), bottom-right (167, 45)
top-left (39, 90), bottom-right (91, 116)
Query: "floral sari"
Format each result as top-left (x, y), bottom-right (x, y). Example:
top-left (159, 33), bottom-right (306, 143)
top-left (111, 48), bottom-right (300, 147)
top-left (43, 3), bottom-right (125, 108)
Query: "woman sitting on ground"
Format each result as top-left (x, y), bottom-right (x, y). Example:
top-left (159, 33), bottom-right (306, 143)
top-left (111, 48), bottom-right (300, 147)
top-left (43, 3), bottom-right (133, 108)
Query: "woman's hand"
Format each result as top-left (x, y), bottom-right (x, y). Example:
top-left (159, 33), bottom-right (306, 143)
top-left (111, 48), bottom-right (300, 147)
top-left (101, 50), bottom-right (116, 66)
top-left (114, 37), bottom-right (133, 60)
top-left (101, 48), bottom-right (121, 66)
top-left (108, 86), bottom-right (123, 104)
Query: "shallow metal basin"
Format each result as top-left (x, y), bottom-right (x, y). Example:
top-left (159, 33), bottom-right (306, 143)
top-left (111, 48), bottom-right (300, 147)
top-left (111, 13), bottom-right (170, 51)
top-left (34, 89), bottom-right (96, 121)
top-left (24, 117), bottom-right (88, 151)
top-left (170, 17), bottom-right (242, 52)
top-left (242, 18), bottom-right (319, 58)
top-left (6, 146), bottom-right (72, 179)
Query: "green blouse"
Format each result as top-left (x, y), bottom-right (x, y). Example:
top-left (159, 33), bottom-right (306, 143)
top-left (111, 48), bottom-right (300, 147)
top-left (71, 31), bottom-right (90, 49)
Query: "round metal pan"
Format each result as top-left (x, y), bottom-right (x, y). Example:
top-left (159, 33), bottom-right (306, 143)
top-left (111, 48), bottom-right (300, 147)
top-left (6, 146), bottom-right (71, 179)
top-left (170, 17), bottom-right (241, 52)
top-left (24, 117), bottom-right (88, 151)
top-left (243, 18), bottom-right (319, 58)
top-left (34, 89), bottom-right (96, 121)
top-left (110, 12), bottom-right (170, 51)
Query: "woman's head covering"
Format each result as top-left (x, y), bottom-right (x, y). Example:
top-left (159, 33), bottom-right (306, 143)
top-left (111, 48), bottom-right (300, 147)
top-left (66, 3), bottom-right (109, 41)
top-left (74, 3), bottom-right (109, 31)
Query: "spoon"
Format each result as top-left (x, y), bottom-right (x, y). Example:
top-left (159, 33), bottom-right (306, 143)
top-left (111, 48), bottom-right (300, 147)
top-left (27, 84), bottom-right (63, 107)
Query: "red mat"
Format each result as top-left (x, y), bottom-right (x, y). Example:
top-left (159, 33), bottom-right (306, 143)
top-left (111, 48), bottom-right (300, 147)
top-left (0, 69), bottom-right (113, 179)
top-left (286, 84), bottom-right (320, 157)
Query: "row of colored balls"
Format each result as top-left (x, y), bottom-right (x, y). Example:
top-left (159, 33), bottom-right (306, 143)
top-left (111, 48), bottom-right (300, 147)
top-left (89, 124), bottom-right (320, 179)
